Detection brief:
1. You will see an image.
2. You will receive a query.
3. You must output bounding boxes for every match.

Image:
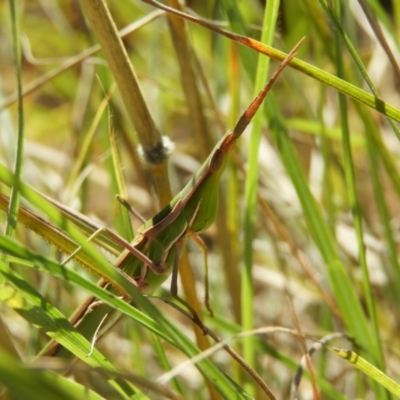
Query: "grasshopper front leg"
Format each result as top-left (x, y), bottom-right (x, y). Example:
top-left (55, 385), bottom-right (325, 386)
top-left (118, 196), bottom-right (209, 326)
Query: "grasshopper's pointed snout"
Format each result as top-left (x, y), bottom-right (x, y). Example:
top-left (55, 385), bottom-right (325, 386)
top-left (231, 42), bottom-right (301, 142)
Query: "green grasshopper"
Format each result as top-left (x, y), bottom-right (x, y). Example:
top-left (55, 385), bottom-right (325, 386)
top-left (1, 42), bottom-right (300, 356)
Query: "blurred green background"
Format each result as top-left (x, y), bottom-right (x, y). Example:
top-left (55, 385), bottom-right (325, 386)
top-left (1, 1), bottom-right (400, 399)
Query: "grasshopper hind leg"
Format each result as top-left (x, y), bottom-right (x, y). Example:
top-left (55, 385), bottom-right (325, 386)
top-left (189, 232), bottom-right (213, 317)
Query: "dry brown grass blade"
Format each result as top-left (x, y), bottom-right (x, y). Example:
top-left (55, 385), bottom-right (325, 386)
top-left (141, 0), bottom-right (289, 63)
top-left (80, 0), bottom-right (172, 207)
top-left (287, 299), bottom-right (320, 400)
top-left (155, 298), bottom-right (277, 400)
top-left (357, 0), bottom-right (400, 86)
top-left (164, 0), bottom-right (214, 158)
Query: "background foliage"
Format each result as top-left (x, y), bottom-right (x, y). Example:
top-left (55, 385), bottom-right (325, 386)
top-left (1, 0), bottom-right (400, 399)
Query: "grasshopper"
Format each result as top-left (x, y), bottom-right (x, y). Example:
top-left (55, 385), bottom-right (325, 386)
top-left (1, 42), bottom-right (300, 356)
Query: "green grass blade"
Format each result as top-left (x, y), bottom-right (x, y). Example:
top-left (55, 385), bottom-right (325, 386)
top-left (0, 237), bottom-right (167, 340)
top-left (328, 3), bottom-right (387, 397)
top-left (318, 0), bottom-right (400, 328)
top-left (319, 0), bottom-right (400, 142)
top-left (0, 348), bottom-right (106, 400)
top-left (0, 163), bottom-right (139, 298)
top-left (152, 333), bottom-right (184, 395)
top-left (241, 0), bottom-right (280, 397)
top-left (265, 97), bottom-right (377, 358)
top-left (0, 260), bottom-right (139, 399)
top-left (218, 0), bottom-right (257, 78)
top-left (5, 0), bottom-right (24, 237)
top-left (366, 133), bottom-right (400, 295)
top-left (331, 347), bottom-right (400, 398)
top-left (107, 102), bottom-right (134, 241)
top-left (142, 0), bottom-right (400, 122)
top-left (333, 0), bottom-right (383, 371)
top-left (215, 0), bottom-right (381, 378)
top-left (0, 191), bottom-right (125, 258)
top-left (306, 1), bottom-right (400, 200)
top-left (124, 288), bottom-right (253, 399)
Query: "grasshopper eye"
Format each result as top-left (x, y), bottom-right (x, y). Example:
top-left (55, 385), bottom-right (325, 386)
top-left (209, 148), bottom-right (224, 172)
